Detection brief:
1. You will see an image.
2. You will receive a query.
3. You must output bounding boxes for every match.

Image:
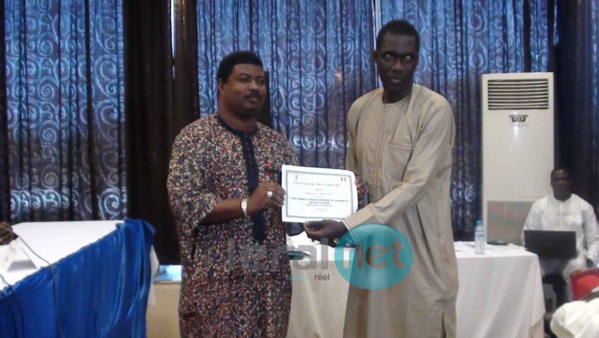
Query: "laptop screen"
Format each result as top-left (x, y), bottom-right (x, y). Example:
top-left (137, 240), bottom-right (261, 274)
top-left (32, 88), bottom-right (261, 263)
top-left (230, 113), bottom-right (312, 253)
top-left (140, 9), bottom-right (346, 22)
top-left (523, 230), bottom-right (577, 259)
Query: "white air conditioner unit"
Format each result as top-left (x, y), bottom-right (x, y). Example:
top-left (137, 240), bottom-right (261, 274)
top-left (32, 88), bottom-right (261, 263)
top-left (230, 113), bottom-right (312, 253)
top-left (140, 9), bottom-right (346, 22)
top-left (482, 72), bottom-right (554, 245)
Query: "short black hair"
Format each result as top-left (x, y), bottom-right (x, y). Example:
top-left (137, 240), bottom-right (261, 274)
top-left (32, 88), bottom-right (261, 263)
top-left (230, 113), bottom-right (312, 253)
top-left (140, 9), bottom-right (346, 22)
top-left (376, 19), bottom-right (420, 51)
top-left (551, 166), bottom-right (571, 178)
top-left (217, 51), bottom-right (263, 83)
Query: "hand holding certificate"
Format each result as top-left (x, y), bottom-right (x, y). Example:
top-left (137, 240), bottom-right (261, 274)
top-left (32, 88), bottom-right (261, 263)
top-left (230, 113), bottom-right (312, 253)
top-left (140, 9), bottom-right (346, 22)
top-left (281, 165), bottom-right (358, 223)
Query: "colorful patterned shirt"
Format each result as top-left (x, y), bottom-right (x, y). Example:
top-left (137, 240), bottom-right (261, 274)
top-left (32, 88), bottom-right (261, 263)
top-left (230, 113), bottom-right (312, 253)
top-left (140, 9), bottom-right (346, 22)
top-left (168, 114), bottom-right (299, 337)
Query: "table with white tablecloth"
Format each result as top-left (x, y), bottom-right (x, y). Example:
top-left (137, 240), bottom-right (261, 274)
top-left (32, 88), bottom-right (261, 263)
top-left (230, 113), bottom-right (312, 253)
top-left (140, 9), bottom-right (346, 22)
top-left (0, 221), bottom-right (123, 286)
top-left (287, 234), bottom-right (545, 338)
top-left (0, 220), bottom-right (156, 338)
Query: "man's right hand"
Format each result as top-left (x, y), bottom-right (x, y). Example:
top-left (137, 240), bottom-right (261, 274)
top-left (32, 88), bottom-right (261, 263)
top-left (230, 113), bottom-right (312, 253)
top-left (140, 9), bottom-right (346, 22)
top-left (304, 220), bottom-right (348, 246)
top-left (0, 222), bottom-right (14, 245)
top-left (247, 182), bottom-right (286, 215)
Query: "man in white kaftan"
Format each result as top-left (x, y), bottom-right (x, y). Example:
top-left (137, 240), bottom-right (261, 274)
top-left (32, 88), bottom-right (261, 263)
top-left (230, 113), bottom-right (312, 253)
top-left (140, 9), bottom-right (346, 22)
top-left (523, 168), bottom-right (599, 292)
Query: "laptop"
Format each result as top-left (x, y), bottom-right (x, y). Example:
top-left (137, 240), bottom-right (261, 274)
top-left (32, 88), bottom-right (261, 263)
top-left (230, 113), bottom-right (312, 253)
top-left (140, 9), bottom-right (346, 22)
top-left (523, 230), bottom-right (577, 259)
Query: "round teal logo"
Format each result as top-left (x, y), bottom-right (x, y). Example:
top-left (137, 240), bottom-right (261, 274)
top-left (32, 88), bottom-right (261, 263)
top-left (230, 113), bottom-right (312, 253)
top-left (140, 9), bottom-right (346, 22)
top-left (334, 223), bottom-right (413, 290)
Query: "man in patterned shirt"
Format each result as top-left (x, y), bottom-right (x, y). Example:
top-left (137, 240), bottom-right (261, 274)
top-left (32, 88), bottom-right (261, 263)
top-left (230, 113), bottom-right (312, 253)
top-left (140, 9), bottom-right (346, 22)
top-left (167, 51), bottom-right (299, 337)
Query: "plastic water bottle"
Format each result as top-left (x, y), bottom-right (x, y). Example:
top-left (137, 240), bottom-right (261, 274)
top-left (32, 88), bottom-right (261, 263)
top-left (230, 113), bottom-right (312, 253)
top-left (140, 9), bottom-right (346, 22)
top-left (474, 220), bottom-right (485, 255)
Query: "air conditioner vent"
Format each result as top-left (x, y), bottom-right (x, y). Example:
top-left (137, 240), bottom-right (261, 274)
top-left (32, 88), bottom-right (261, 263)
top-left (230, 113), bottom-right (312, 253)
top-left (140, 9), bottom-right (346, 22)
top-left (487, 79), bottom-right (549, 110)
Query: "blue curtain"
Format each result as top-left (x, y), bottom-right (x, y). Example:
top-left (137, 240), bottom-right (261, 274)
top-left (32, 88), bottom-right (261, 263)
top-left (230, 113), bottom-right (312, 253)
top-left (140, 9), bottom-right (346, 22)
top-left (3, 0), bottom-right (126, 222)
top-left (194, 0), bottom-right (550, 235)
top-left (5, 0), bottom-right (587, 248)
top-left (196, 0), bottom-right (375, 168)
top-left (555, 0), bottom-right (599, 210)
top-left (379, 0), bottom-right (550, 234)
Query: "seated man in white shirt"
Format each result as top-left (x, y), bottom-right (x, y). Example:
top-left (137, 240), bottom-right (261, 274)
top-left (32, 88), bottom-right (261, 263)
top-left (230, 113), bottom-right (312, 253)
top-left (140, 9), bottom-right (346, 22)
top-left (523, 167), bottom-right (599, 299)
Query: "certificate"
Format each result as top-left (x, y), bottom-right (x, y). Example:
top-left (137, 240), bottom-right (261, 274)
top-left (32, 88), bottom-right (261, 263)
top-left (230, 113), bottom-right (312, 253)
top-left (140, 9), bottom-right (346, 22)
top-left (281, 165), bottom-right (358, 223)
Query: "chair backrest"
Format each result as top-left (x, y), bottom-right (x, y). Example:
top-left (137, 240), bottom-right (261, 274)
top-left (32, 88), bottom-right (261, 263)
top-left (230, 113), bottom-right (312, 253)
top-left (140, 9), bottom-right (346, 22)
top-left (570, 268), bottom-right (599, 300)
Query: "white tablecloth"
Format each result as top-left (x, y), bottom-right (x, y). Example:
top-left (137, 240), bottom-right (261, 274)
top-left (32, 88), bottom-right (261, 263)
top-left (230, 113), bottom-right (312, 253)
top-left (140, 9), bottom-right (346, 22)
top-left (0, 221), bottom-right (120, 286)
top-left (287, 234), bottom-right (545, 338)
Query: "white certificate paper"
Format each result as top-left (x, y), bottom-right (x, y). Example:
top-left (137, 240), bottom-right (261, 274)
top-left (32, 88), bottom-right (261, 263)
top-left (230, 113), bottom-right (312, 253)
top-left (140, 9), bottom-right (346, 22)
top-left (281, 165), bottom-right (358, 222)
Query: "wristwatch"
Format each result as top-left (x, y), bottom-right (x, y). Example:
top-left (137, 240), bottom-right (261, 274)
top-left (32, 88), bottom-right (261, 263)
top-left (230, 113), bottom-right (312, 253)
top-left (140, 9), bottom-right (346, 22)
top-left (241, 198), bottom-right (249, 217)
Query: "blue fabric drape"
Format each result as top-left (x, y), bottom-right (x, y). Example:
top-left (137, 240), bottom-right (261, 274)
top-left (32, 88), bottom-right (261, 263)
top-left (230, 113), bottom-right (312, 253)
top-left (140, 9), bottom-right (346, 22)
top-left (555, 0), bottom-right (599, 209)
top-left (0, 219), bottom-right (154, 338)
top-left (379, 0), bottom-right (550, 234)
top-left (3, 0), bottom-right (126, 222)
top-left (196, 0), bottom-right (375, 168)
top-left (0, 0), bottom-right (594, 264)
top-left (194, 0), bottom-right (550, 235)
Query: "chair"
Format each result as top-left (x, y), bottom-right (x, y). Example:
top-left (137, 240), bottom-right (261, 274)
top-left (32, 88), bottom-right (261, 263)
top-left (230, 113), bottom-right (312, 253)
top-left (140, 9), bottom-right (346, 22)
top-left (570, 268), bottom-right (599, 300)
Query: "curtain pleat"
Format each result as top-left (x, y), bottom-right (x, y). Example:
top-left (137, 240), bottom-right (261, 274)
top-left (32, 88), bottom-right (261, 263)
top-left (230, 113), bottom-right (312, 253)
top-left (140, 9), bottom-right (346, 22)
top-left (0, 0), bottom-right (10, 222)
top-left (555, 0), bottom-right (599, 210)
top-left (123, 0), bottom-right (185, 264)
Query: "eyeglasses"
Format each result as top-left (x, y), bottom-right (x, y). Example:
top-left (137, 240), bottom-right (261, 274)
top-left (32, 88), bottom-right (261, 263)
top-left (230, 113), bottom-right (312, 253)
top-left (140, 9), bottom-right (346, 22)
top-left (379, 52), bottom-right (418, 65)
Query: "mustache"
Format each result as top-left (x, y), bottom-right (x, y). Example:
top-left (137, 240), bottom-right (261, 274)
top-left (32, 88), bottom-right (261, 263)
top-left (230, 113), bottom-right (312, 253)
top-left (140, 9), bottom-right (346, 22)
top-left (245, 92), bottom-right (261, 100)
top-left (385, 71), bottom-right (405, 77)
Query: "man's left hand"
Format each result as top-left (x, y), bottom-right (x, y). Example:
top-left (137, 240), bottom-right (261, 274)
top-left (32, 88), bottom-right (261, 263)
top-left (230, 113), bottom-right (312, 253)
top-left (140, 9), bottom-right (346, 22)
top-left (355, 175), bottom-right (368, 196)
top-left (304, 220), bottom-right (348, 246)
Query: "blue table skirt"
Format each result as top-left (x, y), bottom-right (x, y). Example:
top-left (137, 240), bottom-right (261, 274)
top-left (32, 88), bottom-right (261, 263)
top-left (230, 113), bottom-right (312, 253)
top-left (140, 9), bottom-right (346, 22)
top-left (0, 219), bottom-right (155, 338)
